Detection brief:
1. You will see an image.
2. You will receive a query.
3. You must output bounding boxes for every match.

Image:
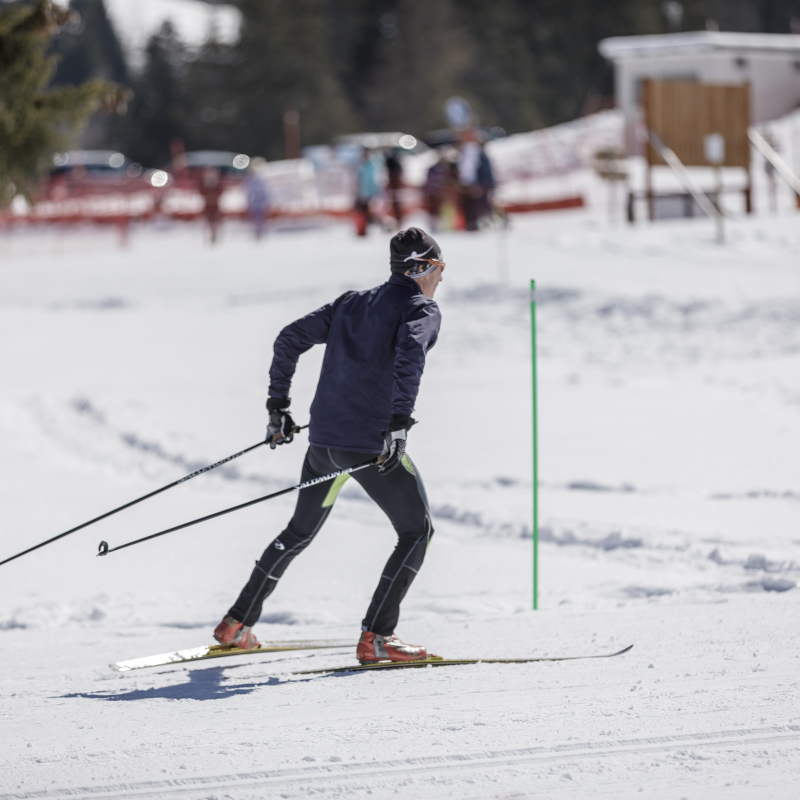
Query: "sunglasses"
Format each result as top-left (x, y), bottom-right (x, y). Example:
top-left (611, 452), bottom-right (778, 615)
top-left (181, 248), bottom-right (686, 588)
top-left (404, 258), bottom-right (445, 277)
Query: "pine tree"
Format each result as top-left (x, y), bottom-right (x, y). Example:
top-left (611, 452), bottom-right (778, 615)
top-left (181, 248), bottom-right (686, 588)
top-left (451, 0), bottom-right (543, 132)
top-left (182, 27), bottom-right (243, 153)
top-left (124, 22), bottom-right (188, 168)
top-left (232, 0), bottom-right (356, 159)
top-left (0, 0), bottom-right (123, 204)
top-left (50, 0), bottom-right (128, 86)
top-left (359, 0), bottom-right (471, 133)
top-left (49, 0), bottom-right (131, 150)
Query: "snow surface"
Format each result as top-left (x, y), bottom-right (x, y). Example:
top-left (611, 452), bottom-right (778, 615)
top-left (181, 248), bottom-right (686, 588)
top-left (101, 0), bottom-right (241, 66)
top-left (0, 202), bottom-right (799, 798)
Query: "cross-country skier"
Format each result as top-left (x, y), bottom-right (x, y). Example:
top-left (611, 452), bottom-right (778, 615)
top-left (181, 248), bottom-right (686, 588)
top-left (213, 228), bottom-right (445, 664)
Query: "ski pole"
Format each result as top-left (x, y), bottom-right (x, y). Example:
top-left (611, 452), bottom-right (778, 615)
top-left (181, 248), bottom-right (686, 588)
top-left (97, 457), bottom-right (378, 557)
top-left (0, 427), bottom-right (306, 568)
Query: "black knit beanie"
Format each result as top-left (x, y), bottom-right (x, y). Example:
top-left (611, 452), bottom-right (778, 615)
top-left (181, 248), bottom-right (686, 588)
top-left (390, 228), bottom-right (443, 278)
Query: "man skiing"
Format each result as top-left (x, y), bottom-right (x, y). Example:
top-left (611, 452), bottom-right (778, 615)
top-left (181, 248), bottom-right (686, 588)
top-left (214, 228), bottom-right (445, 664)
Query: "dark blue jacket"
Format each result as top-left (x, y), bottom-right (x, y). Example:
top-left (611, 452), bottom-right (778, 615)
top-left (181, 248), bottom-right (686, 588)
top-left (268, 274), bottom-right (441, 454)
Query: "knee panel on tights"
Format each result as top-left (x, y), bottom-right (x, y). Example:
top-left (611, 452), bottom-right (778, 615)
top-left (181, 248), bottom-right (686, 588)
top-left (395, 520), bottom-right (434, 573)
top-left (256, 523), bottom-right (316, 580)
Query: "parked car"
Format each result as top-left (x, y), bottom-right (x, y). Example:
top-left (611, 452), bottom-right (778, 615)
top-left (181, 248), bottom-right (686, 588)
top-left (173, 151), bottom-right (251, 179)
top-left (46, 151), bottom-right (147, 199)
top-left (50, 151), bottom-right (143, 180)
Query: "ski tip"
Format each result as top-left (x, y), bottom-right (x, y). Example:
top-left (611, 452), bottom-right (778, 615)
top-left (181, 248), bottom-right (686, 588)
top-left (615, 644), bottom-right (634, 656)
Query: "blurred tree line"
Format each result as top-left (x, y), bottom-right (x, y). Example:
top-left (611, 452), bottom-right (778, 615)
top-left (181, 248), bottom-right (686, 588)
top-left (46, 0), bottom-right (800, 167)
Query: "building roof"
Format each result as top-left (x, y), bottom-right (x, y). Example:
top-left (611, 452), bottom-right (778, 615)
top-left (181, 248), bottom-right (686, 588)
top-left (599, 31), bottom-right (800, 60)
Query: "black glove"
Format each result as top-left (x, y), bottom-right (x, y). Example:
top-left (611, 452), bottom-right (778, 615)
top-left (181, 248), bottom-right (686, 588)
top-left (266, 396), bottom-right (297, 449)
top-left (378, 414), bottom-right (416, 475)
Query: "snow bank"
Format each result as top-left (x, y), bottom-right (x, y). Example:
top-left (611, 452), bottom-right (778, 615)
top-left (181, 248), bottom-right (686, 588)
top-left (0, 207), bottom-right (798, 798)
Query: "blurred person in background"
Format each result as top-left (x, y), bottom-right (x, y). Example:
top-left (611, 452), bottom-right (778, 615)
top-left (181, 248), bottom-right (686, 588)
top-left (457, 130), bottom-right (482, 231)
top-left (384, 148), bottom-right (404, 227)
top-left (214, 228), bottom-right (446, 665)
top-left (476, 141), bottom-right (496, 224)
top-left (422, 148), bottom-right (456, 233)
top-left (198, 167), bottom-right (224, 245)
top-left (354, 147), bottom-right (381, 237)
top-left (245, 158), bottom-right (271, 240)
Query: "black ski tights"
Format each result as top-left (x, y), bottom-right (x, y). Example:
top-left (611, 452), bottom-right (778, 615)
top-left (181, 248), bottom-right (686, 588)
top-left (228, 446), bottom-right (433, 635)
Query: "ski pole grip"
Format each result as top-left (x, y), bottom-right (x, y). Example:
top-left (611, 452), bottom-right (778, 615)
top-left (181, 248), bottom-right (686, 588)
top-left (97, 541), bottom-right (109, 557)
top-left (268, 423), bottom-right (308, 448)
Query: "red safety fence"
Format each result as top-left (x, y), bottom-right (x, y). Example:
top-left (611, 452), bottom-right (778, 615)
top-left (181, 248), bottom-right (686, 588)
top-left (0, 159), bottom-right (586, 233)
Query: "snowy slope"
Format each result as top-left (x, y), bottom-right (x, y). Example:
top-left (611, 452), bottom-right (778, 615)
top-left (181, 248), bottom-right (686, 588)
top-left (102, 0), bottom-right (241, 63)
top-left (0, 206), bottom-right (799, 799)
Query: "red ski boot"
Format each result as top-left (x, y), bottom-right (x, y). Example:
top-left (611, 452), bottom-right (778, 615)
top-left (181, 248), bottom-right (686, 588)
top-left (213, 615), bottom-right (260, 650)
top-left (357, 631), bottom-right (428, 664)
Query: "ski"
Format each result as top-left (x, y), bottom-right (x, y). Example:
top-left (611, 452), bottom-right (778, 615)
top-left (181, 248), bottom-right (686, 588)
top-left (110, 639), bottom-right (355, 672)
top-left (293, 645), bottom-right (634, 675)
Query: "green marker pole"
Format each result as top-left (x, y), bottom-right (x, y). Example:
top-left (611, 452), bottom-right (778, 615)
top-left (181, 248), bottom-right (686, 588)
top-left (530, 279), bottom-right (538, 610)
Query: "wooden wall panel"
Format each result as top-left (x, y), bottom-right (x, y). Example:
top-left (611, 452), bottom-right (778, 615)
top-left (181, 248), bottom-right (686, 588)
top-left (643, 80), bottom-right (750, 168)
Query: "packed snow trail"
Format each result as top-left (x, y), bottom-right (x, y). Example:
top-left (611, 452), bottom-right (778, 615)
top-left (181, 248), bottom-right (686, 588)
top-left (2, 725), bottom-right (799, 800)
top-left (1, 209), bottom-right (799, 798)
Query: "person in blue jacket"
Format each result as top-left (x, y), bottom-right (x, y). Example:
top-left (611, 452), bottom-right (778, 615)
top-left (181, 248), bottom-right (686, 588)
top-left (214, 228), bottom-right (445, 664)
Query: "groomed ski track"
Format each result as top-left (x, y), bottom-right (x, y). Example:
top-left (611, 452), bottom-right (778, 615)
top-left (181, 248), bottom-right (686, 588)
top-left (2, 725), bottom-right (798, 800)
top-left (2, 204), bottom-right (799, 798)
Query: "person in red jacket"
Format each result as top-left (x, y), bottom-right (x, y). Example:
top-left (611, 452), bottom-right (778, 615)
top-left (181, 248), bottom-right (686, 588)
top-left (198, 167), bottom-right (224, 244)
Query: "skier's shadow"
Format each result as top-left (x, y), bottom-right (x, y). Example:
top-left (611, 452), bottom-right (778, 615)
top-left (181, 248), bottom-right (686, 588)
top-left (60, 666), bottom-right (293, 702)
